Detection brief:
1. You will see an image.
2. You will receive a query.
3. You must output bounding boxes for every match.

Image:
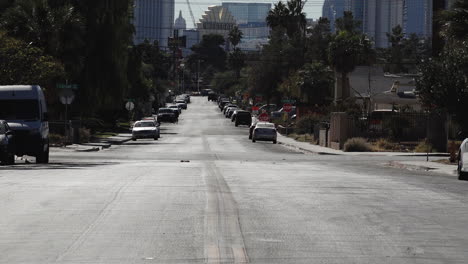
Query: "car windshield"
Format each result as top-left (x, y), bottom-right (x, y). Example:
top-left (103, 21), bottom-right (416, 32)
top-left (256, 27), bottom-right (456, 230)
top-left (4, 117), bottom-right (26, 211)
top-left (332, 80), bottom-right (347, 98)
top-left (0, 100), bottom-right (40, 120)
top-left (134, 122), bottom-right (155, 127)
top-left (238, 112), bottom-right (250, 116)
top-left (169, 106), bottom-right (177, 108)
top-left (158, 109), bottom-right (172, 113)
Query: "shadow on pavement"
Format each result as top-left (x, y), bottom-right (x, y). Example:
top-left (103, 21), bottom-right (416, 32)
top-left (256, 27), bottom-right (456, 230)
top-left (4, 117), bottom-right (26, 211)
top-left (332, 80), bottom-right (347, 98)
top-left (0, 162), bottom-right (117, 170)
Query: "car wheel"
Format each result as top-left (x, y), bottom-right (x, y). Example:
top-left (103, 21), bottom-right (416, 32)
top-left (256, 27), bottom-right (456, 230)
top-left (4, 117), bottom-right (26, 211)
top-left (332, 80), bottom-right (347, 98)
top-left (36, 145), bottom-right (49, 164)
top-left (6, 154), bottom-right (15, 165)
top-left (459, 156), bottom-right (467, 180)
top-left (252, 138), bottom-right (256, 143)
top-left (132, 138), bottom-right (136, 141)
top-left (235, 123), bottom-right (239, 127)
top-left (273, 140), bottom-right (277, 144)
top-left (154, 137), bottom-right (158, 140)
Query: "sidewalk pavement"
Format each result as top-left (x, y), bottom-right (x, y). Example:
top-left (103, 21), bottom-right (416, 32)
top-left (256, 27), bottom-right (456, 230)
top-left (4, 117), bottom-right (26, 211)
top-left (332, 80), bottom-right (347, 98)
top-left (277, 133), bottom-right (457, 176)
top-left (52, 133), bottom-right (132, 152)
top-left (388, 160), bottom-right (458, 176)
top-left (276, 133), bottom-right (450, 157)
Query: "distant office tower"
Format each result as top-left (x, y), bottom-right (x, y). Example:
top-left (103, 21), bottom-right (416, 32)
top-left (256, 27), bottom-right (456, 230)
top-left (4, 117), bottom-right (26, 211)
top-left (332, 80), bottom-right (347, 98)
top-left (327, 0), bottom-right (432, 48)
top-left (322, 0), bottom-right (346, 32)
top-left (221, 2), bottom-right (271, 40)
top-left (174, 10), bottom-right (187, 31)
top-left (363, 0), bottom-right (404, 48)
top-left (133, 0), bottom-right (175, 47)
top-left (197, 6), bottom-right (237, 40)
top-left (403, 0), bottom-right (432, 39)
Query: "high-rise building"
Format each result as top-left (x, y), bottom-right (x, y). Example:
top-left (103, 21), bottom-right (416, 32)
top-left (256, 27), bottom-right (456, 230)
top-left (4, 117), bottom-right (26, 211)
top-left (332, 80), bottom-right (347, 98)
top-left (322, 0), bottom-right (346, 32)
top-left (363, 0), bottom-right (404, 48)
top-left (403, 0), bottom-right (432, 39)
top-left (174, 10), bottom-right (187, 31)
top-left (197, 6), bottom-right (237, 44)
top-left (133, 0), bottom-right (175, 47)
top-left (221, 2), bottom-right (271, 41)
top-left (327, 0), bottom-right (432, 48)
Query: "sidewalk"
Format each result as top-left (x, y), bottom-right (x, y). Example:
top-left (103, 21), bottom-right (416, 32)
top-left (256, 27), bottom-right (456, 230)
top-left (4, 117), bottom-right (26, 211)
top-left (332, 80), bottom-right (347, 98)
top-left (52, 133), bottom-right (132, 152)
top-left (388, 160), bottom-right (458, 176)
top-left (276, 133), bottom-right (450, 157)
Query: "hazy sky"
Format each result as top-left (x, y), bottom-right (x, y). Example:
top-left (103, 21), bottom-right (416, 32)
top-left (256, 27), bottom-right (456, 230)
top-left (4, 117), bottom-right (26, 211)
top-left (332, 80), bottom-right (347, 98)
top-left (174, 0), bottom-right (325, 28)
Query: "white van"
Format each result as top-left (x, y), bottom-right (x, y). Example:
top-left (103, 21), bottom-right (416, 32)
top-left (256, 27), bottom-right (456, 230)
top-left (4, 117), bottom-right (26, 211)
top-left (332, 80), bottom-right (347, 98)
top-left (0, 85), bottom-right (49, 163)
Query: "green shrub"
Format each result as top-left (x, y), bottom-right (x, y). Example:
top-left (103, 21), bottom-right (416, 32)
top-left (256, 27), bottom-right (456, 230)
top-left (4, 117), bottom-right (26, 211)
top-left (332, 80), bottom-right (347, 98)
top-left (374, 138), bottom-right (401, 151)
top-left (344, 137), bottom-right (373, 152)
top-left (415, 141), bottom-right (434, 153)
top-left (79, 128), bottom-right (91, 143)
top-left (49, 133), bottom-right (66, 146)
top-left (295, 115), bottom-right (321, 134)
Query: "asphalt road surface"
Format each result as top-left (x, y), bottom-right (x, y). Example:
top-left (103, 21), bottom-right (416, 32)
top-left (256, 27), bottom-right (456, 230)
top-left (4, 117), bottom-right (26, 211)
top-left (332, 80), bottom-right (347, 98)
top-left (1, 97), bottom-right (468, 264)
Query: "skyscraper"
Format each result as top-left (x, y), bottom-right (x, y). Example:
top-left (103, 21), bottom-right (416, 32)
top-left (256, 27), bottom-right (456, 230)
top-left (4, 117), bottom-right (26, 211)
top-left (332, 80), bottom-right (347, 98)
top-left (174, 10), bottom-right (187, 31)
top-left (322, 0), bottom-right (346, 32)
top-left (327, 0), bottom-right (432, 48)
top-left (403, 0), bottom-right (432, 39)
top-left (133, 0), bottom-right (175, 47)
top-left (221, 2), bottom-right (271, 40)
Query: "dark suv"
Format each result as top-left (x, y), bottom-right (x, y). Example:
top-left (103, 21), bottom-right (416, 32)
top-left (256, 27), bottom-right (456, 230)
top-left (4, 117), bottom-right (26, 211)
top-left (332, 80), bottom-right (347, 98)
top-left (234, 111), bottom-right (252, 127)
top-left (0, 120), bottom-right (15, 165)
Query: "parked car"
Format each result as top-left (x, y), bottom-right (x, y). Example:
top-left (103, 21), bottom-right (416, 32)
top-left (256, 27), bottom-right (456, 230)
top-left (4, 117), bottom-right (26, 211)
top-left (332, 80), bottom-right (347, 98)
top-left (0, 120), bottom-right (15, 165)
top-left (271, 106), bottom-right (296, 119)
top-left (252, 122), bottom-right (277, 144)
top-left (234, 111), bottom-right (252, 127)
top-left (141, 117), bottom-right (160, 138)
top-left (225, 107), bottom-right (238, 118)
top-left (249, 119), bottom-right (259, 139)
top-left (259, 104), bottom-right (278, 113)
top-left (219, 100), bottom-right (230, 110)
top-left (176, 101), bottom-right (187, 110)
top-left (223, 104), bottom-right (237, 114)
top-left (132, 120), bottom-right (159, 141)
top-left (168, 105), bottom-right (182, 114)
top-left (0, 85), bottom-right (49, 163)
top-left (157, 108), bottom-right (178, 123)
top-left (208, 92), bottom-right (217, 101)
top-left (458, 138), bottom-right (468, 180)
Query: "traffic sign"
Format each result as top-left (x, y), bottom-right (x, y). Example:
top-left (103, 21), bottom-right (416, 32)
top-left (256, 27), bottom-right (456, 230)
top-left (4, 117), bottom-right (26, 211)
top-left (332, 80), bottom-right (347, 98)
top-left (258, 112), bottom-right (270, 122)
top-left (125, 101), bottom-right (135, 111)
top-left (282, 99), bottom-right (296, 103)
top-left (59, 89), bottom-right (75, 105)
top-left (283, 103), bottom-right (293, 113)
top-left (57, 83), bottom-right (79, 90)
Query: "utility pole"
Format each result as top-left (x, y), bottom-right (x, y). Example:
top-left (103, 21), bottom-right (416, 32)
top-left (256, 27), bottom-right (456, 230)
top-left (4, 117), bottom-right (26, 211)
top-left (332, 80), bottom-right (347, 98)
top-left (197, 59), bottom-right (200, 93)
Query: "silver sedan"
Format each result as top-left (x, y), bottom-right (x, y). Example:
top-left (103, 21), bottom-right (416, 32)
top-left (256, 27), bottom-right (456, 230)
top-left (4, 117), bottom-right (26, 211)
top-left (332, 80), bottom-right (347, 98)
top-left (252, 122), bottom-right (277, 144)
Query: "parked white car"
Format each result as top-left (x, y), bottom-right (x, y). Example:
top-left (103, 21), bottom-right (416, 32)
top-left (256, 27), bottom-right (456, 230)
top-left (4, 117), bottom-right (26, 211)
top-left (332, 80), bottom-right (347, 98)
top-left (458, 138), bottom-right (468, 180)
top-left (252, 122), bottom-right (277, 144)
top-left (132, 121), bottom-right (159, 141)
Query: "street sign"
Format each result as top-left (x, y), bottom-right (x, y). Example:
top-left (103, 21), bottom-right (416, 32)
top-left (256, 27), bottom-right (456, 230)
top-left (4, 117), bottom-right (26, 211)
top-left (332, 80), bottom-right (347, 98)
top-left (125, 101), bottom-right (135, 111)
top-left (251, 106), bottom-right (259, 115)
top-left (59, 89), bottom-right (75, 105)
top-left (282, 99), bottom-right (296, 104)
top-left (283, 103), bottom-right (293, 113)
top-left (258, 112), bottom-right (270, 122)
top-left (57, 84), bottom-right (79, 90)
top-left (60, 95), bottom-right (74, 105)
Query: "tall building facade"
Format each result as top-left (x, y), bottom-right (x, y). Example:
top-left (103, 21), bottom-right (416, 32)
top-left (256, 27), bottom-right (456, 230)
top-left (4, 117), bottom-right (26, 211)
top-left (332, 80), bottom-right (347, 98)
top-left (133, 0), bottom-right (175, 47)
top-left (322, 0), bottom-right (346, 32)
top-left (324, 0), bottom-right (433, 48)
top-left (403, 0), bottom-right (432, 39)
top-left (221, 2), bottom-right (271, 41)
top-left (197, 6), bottom-right (237, 42)
top-left (174, 10), bottom-right (187, 31)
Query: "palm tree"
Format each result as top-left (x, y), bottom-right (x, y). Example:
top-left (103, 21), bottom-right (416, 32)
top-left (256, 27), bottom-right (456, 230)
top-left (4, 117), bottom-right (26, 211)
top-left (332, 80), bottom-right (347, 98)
top-left (328, 31), bottom-right (365, 101)
top-left (440, 0), bottom-right (468, 43)
top-left (228, 26), bottom-right (243, 49)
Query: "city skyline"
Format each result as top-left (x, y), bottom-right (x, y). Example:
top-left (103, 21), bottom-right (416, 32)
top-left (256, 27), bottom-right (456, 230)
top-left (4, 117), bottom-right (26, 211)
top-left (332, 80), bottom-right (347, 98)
top-left (175, 0), bottom-right (325, 28)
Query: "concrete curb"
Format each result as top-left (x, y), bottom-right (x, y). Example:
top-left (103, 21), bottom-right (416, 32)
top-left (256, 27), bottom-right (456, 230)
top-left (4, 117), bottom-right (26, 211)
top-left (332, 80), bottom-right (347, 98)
top-left (388, 161), bottom-right (457, 176)
top-left (278, 141), bottom-right (342, 155)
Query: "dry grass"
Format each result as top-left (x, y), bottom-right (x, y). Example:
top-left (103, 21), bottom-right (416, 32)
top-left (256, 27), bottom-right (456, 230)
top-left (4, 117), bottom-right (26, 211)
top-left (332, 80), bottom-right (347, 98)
top-left (343, 138), bottom-right (373, 152)
top-left (288, 133), bottom-right (317, 144)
